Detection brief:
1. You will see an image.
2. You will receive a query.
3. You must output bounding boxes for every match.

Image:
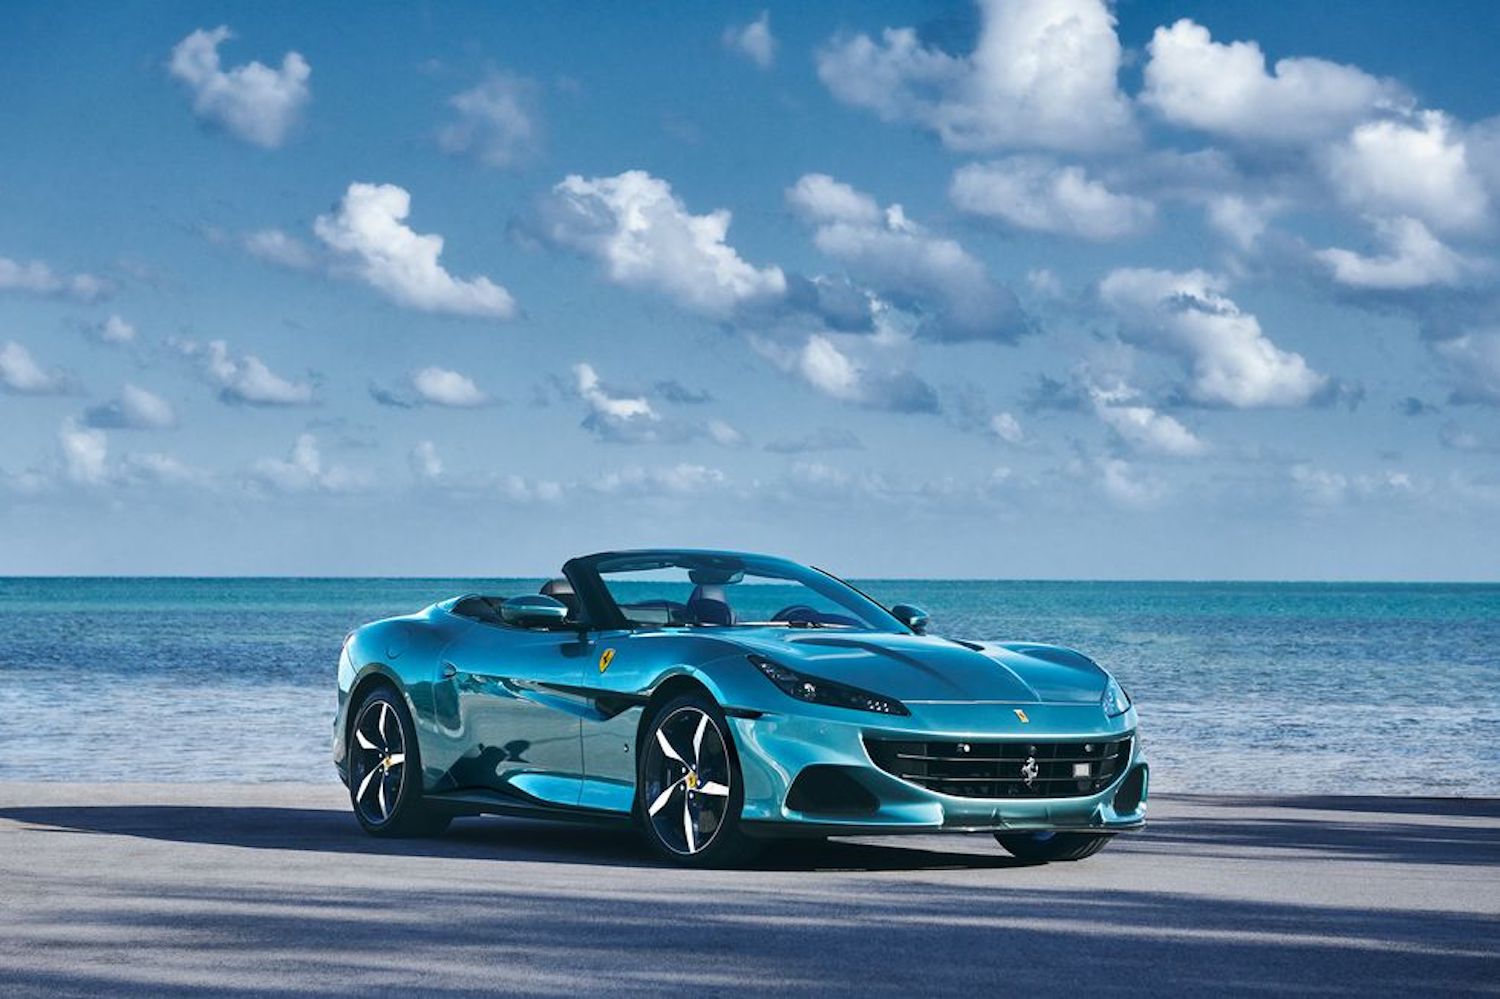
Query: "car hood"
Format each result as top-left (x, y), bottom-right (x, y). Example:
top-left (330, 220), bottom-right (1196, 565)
top-left (722, 629), bottom-right (1108, 704)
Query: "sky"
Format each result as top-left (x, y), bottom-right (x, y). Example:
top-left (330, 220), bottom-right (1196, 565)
top-left (2, 0), bottom-right (1499, 580)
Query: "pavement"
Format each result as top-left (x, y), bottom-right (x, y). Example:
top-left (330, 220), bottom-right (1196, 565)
top-left (0, 782), bottom-right (1497, 997)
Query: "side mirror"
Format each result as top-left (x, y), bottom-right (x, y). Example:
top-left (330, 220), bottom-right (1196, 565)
top-left (500, 594), bottom-right (570, 629)
top-left (891, 603), bottom-right (930, 635)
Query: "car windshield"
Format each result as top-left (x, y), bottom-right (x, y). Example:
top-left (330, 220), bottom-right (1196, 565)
top-left (589, 553), bottom-right (903, 632)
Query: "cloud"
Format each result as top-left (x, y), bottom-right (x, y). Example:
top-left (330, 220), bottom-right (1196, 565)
top-left (950, 157), bottom-right (1154, 241)
top-left (1141, 19), bottom-right (1406, 143)
top-left (531, 171), bottom-right (785, 318)
top-left (314, 182), bottom-right (517, 319)
top-left (0, 257), bottom-right (107, 301)
top-left (168, 26), bottom-right (310, 148)
top-left (815, 0), bottom-right (1133, 152)
top-left (707, 420), bottom-right (747, 447)
top-left (724, 11), bottom-right (776, 69)
top-left (174, 338), bottom-right (315, 406)
top-left (410, 440), bottom-right (443, 481)
top-left (754, 332), bottom-right (939, 413)
top-left (89, 314), bottom-right (137, 345)
top-left (788, 173), bottom-right (1027, 342)
top-left (0, 341), bottom-right (69, 395)
top-left (1098, 458), bottom-right (1167, 508)
top-left (59, 420), bottom-right (109, 485)
top-left (1440, 421), bottom-right (1500, 453)
top-left (1324, 111), bottom-right (1490, 234)
top-left (1099, 268), bottom-right (1328, 408)
top-left (989, 412), bottom-right (1024, 445)
top-left (1316, 216), bottom-right (1487, 290)
top-left (1289, 464), bottom-right (1419, 507)
top-left (591, 463), bottom-right (727, 496)
top-left (1088, 381), bottom-right (1206, 457)
top-left (371, 366), bottom-right (491, 408)
top-left (83, 384), bottom-right (178, 430)
top-left (250, 433), bottom-right (365, 493)
top-left (764, 427), bottom-right (864, 454)
top-left (1432, 330), bottom-right (1500, 405)
top-left (243, 229), bottom-right (317, 270)
top-left (438, 71), bottom-right (543, 169)
top-left (574, 362), bottom-right (660, 442)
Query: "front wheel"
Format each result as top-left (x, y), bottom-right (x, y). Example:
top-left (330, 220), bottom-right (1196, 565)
top-left (348, 686), bottom-right (451, 838)
top-left (995, 831), bottom-right (1112, 862)
top-left (635, 694), bottom-right (758, 867)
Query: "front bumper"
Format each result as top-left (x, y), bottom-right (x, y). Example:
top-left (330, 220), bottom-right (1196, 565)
top-left (732, 700), bottom-right (1148, 837)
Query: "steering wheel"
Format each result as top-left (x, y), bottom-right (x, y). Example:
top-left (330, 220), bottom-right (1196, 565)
top-left (772, 604), bottom-right (821, 624)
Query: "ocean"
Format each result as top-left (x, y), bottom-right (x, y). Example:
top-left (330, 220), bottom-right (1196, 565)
top-left (0, 577), bottom-right (1495, 794)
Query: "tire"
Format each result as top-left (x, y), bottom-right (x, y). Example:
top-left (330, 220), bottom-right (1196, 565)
top-left (634, 693), bottom-right (758, 868)
top-left (348, 685), bottom-right (452, 838)
top-left (994, 830), bottom-right (1112, 862)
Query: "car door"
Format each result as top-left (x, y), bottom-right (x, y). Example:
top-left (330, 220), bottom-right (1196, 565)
top-left (438, 619), bottom-right (591, 807)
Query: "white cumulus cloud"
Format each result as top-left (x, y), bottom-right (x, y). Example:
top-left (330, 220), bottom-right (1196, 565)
top-left (59, 420), bottom-right (109, 485)
top-left (533, 171), bottom-right (785, 318)
top-left (174, 338), bottom-right (315, 406)
top-left (243, 229), bottom-right (317, 270)
top-left (168, 26), bottom-right (310, 148)
top-left (816, 0), bottom-right (1134, 152)
top-left (1099, 268), bottom-right (1327, 408)
top-left (84, 384), bottom-right (178, 430)
top-left (788, 173), bottom-right (1026, 342)
top-left (1089, 382), bottom-right (1206, 457)
top-left (410, 441), bottom-right (444, 481)
top-left (1324, 111), bottom-right (1490, 234)
top-left (438, 72), bottom-right (542, 169)
top-left (1317, 216), bottom-right (1487, 290)
top-left (91, 314), bottom-right (137, 345)
top-left (0, 341), bottom-right (69, 395)
top-left (0, 257), bottom-right (107, 301)
top-left (754, 332), bottom-right (939, 413)
top-left (251, 434), bottom-right (365, 493)
top-left (1433, 330), bottom-right (1500, 406)
top-left (1141, 19), bottom-right (1406, 143)
top-left (412, 367), bottom-right (488, 407)
top-left (724, 11), bottom-right (777, 69)
top-left (315, 182), bottom-right (517, 319)
top-left (950, 157), bottom-right (1154, 241)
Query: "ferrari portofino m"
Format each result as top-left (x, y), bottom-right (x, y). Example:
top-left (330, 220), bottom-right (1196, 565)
top-left (335, 550), bottom-right (1147, 866)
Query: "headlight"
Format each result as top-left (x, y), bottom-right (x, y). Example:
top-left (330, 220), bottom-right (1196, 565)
top-left (1101, 676), bottom-right (1131, 717)
top-left (748, 654), bottom-right (910, 716)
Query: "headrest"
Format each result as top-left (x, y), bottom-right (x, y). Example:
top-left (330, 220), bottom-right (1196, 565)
top-left (540, 577), bottom-right (574, 597)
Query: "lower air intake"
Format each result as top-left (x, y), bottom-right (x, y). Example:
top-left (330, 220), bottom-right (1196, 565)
top-left (864, 736), bottom-right (1133, 799)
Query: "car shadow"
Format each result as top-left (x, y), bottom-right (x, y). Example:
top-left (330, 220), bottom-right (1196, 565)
top-left (0, 803), bottom-right (1021, 872)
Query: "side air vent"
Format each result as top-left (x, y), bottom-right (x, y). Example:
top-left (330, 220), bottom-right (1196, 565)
top-left (785, 765), bottom-right (880, 816)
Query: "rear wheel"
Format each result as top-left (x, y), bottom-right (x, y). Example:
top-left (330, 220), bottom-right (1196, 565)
top-left (348, 686), bottom-right (451, 838)
top-left (995, 831), bottom-right (1112, 862)
top-left (996, 828), bottom-right (1116, 858)
top-left (635, 694), bottom-right (758, 867)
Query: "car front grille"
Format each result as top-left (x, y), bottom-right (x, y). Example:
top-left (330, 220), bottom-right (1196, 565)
top-left (864, 735), bottom-right (1133, 799)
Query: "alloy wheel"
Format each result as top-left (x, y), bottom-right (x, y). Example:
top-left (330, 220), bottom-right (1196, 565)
top-left (350, 698), bottom-right (408, 826)
top-left (642, 706), bottom-right (732, 855)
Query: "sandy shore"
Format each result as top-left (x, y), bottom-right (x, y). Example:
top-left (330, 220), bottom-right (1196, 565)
top-left (1, 783), bottom-right (1497, 996)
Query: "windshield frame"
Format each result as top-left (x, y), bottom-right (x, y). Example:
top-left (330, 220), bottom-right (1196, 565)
top-left (563, 549), bottom-right (909, 634)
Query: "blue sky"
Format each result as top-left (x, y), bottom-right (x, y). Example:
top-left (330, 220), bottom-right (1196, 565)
top-left (2, 0), bottom-right (1499, 579)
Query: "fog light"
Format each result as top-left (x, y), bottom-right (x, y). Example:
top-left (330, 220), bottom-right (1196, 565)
top-left (1073, 763), bottom-right (1091, 778)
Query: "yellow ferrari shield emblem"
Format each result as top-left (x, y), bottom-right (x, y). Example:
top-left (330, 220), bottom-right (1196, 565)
top-left (598, 648), bottom-right (616, 673)
top-left (1014, 708), bottom-right (1029, 723)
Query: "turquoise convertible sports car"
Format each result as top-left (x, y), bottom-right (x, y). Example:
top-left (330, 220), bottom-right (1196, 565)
top-left (335, 549), bottom-right (1148, 866)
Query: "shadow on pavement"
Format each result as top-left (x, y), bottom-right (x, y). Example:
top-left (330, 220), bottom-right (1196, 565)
top-left (0, 803), bottom-right (1019, 872)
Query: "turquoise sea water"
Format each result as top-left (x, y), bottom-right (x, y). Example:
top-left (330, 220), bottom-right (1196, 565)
top-left (0, 578), bottom-right (1496, 794)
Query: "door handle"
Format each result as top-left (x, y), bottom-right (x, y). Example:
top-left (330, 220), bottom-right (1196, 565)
top-left (441, 661), bottom-right (458, 679)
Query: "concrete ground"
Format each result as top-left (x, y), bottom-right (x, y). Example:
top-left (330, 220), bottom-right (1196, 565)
top-left (0, 783), bottom-right (1497, 997)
